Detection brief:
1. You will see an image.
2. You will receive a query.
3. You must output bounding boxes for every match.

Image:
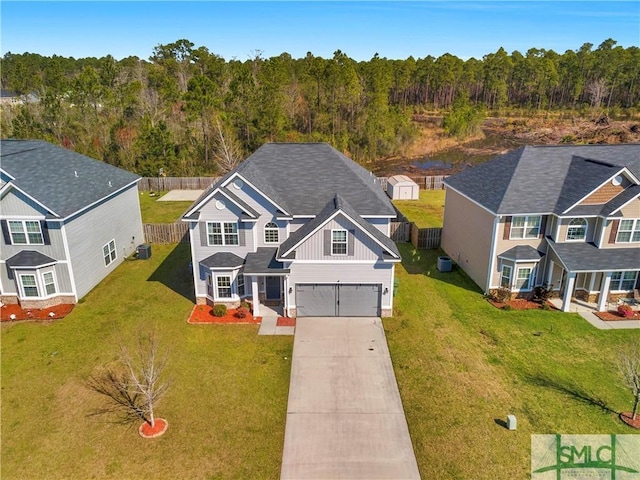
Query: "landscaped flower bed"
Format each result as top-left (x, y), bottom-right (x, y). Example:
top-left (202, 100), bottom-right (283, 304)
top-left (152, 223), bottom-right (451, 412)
top-left (187, 305), bottom-right (260, 324)
top-left (594, 309), bottom-right (640, 321)
top-left (1, 303), bottom-right (74, 321)
top-left (487, 298), bottom-right (555, 311)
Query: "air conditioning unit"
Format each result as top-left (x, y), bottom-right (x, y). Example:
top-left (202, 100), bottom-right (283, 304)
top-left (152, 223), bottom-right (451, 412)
top-left (137, 243), bottom-right (152, 260)
top-left (437, 256), bottom-right (452, 272)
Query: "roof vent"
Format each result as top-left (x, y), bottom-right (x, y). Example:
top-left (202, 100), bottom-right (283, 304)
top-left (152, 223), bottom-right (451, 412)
top-left (612, 175), bottom-right (623, 186)
top-left (74, 171), bottom-right (78, 178)
top-left (108, 181), bottom-right (112, 187)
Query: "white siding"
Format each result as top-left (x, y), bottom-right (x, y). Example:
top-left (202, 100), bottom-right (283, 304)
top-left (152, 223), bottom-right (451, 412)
top-left (1, 188), bottom-right (47, 217)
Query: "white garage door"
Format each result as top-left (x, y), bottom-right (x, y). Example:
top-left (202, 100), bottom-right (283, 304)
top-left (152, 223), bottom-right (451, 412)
top-left (295, 284), bottom-right (381, 317)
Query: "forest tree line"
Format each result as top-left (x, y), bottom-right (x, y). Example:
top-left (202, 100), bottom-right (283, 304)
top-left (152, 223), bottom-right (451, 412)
top-left (1, 38), bottom-right (638, 176)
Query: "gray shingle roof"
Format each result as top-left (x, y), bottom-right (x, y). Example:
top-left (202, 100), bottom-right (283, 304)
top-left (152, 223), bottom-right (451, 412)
top-left (547, 240), bottom-right (640, 272)
top-left (6, 250), bottom-right (56, 268)
top-left (233, 143), bottom-right (395, 217)
top-left (279, 193), bottom-right (400, 259)
top-left (200, 252), bottom-right (245, 269)
top-left (1, 140), bottom-right (140, 218)
top-left (497, 245), bottom-right (544, 262)
top-left (444, 144), bottom-right (640, 215)
top-left (244, 248), bottom-right (289, 275)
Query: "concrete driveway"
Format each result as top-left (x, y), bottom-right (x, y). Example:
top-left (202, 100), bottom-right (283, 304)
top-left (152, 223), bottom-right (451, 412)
top-left (281, 317), bottom-right (420, 479)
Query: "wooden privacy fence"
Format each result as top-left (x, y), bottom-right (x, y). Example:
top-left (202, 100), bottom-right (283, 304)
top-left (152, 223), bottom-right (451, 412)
top-left (139, 177), bottom-right (219, 191)
top-left (143, 223), bottom-right (189, 244)
top-left (142, 175), bottom-right (447, 191)
top-left (391, 222), bottom-right (442, 249)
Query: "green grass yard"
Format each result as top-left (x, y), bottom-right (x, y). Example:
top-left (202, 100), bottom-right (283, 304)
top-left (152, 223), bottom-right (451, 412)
top-left (2, 241), bottom-right (638, 479)
top-left (138, 192), bottom-right (193, 223)
top-left (393, 189), bottom-right (446, 228)
top-left (1, 244), bottom-right (292, 480)
top-left (386, 243), bottom-right (640, 479)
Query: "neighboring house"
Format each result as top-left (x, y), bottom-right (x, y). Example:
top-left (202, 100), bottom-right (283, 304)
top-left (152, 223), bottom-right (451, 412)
top-left (0, 89), bottom-right (39, 106)
top-left (0, 140), bottom-right (143, 309)
top-left (182, 143), bottom-right (401, 317)
top-left (442, 144), bottom-right (640, 312)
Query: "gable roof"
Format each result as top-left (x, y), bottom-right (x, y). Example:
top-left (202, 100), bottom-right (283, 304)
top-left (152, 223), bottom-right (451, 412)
top-left (222, 143), bottom-right (394, 217)
top-left (444, 144), bottom-right (640, 216)
top-left (0, 140), bottom-right (140, 219)
top-left (278, 193), bottom-right (400, 260)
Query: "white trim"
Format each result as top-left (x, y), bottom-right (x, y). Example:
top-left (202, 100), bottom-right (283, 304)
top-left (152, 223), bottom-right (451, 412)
top-left (16, 268), bottom-right (59, 300)
top-left (485, 215), bottom-right (501, 293)
top-left (264, 222), bottom-right (279, 244)
top-left (189, 224), bottom-right (200, 297)
top-left (278, 208), bottom-right (400, 259)
top-left (442, 184), bottom-right (497, 216)
top-left (6, 219), bottom-right (45, 245)
top-left (0, 183), bottom-right (58, 218)
top-left (102, 239), bottom-right (117, 267)
top-left (564, 218), bottom-right (588, 242)
top-left (331, 228), bottom-right (348, 256)
top-left (220, 173), bottom-right (290, 215)
top-left (206, 221), bottom-right (239, 246)
top-left (500, 263), bottom-right (512, 289)
top-left (59, 224), bottom-right (78, 302)
top-left (217, 188), bottom-right (258, 219)
top-left (284, 260), bottom-right (380, 264)
top-left (214, 274), bottom-right (233, 300)
top-left (509, 215), bottom-right (542, 240)
top-left (361, 215), bottom-right (396, 219)
top-left (0, 214), bottom-right (46, 220)
top-left (64, 179), bottom-right (140, 222)
top-left (515, 266), bottom-right (534, 291)
top-left (562, 167), bottom-right (640, 215)
top-left (614, 218), bottom-right (640, 244)
top-left (608, 191), bottom-right (640, 216)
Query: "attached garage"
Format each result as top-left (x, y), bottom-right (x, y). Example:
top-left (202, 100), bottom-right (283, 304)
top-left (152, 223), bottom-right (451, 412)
top-left (386, 175), bottom-right (419, 200)
top-left (295, 283), bottom-right (381, 317)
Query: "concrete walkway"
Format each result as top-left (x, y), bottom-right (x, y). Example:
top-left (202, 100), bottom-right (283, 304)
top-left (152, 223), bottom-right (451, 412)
top-left (549, 299), bottom-right (640, 329)
top-left (281, 317), bottom-right (420, 479)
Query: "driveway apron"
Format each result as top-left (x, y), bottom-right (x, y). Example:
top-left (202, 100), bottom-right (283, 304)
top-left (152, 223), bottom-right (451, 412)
top-left (281, 317), bottom-right (420, 479)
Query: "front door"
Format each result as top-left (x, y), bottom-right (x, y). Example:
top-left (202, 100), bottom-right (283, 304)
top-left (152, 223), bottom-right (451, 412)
top-left (265, 276), bottom-right (281, 301)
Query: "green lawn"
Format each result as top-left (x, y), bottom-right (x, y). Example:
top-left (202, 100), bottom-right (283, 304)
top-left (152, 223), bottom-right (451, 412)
top-left (393, 190), bottom-right (446, 228)
top-left (1, 244), bottom-right (292, 480)
top-left (139, 192), bottom-right (193, 223)
top-left (386, 243), bottom-right (640, 479)
top-left (3, 242), bottom-right (639, 479)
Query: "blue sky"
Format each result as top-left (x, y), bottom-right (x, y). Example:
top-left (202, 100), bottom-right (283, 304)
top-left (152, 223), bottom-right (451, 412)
top-left (1, 1), bottom-right (638, 61)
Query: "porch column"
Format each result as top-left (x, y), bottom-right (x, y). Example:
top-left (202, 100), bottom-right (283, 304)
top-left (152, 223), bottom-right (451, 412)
top-left (597, 272), bottom-right (612, 312)
top-left (283, 276), bottom-right (289, 317)
top-left (562, 272), bottom-right (576, 312)
top-left (251, 275), bottom-right (260, 316)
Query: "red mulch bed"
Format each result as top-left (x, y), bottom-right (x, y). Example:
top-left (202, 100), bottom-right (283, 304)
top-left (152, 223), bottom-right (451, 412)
top-left (276, 317), bottom-right (296, 327)
top-left (187, 305), bottom-right (260, 324)
top-left (594, 310), bottom-right (640, 321)
top-left (488, 299), bottom-right (555, 311)
top-left (139, 418), bottom-right (168, 438)
top-left (620, 412), bottom-right (640, 429)
top-left (1, 303), bottom-right (74, 322)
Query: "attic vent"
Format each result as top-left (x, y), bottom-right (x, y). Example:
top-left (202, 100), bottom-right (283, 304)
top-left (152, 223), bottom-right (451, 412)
top-left (233, 179), bottom-right (244, 189)
top-left (215, 200), bottom-right (226, 210)
top-left (612, 175), bottom-right (623, 186)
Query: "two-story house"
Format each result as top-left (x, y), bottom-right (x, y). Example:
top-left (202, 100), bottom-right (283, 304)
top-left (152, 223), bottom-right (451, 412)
top-left (1, 139), bottom-right (144, 309)
top-left (441, 144), bottom-right (640, 312)
top-left (182, 143), bottom-right (401, 317)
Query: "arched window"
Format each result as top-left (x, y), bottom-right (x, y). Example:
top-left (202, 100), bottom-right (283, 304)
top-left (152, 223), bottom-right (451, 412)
top-left (264, 222), bottom-right (279, 243)
top-left (566, 218), bottom-right (587, 241)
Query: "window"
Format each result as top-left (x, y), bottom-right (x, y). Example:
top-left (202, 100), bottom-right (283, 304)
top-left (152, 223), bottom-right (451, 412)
top-left (332, 229), bottom-right (347, 255)
top-left (217, 276), bottom-right (232, 298)
top-left (264, 222), bottom-right (279, 244)
top-left (237, 274), bottom-right (245, 296)
top-left (616, 219), bottom-right (640, 243)
top-left (8, 220), bottom-right (43, 245)
top-left (566, 218), bottom-right (587, 241)
top-left (103, 240), bottom-right (117, 266)
top-left (20, 274), bottom-right (38, 297)
top-left (500, 265), bottom-right (512, 288)
top-left (510, 216), bottom-right (541, 239)
top-left (611, 271), bottom-right (638, 291)
top-left (42, 271), bottom-right (56, 296)
top-left (208, 222), bottom-right (239, 246)
top-left (516, 267), bottom-right (533, 290)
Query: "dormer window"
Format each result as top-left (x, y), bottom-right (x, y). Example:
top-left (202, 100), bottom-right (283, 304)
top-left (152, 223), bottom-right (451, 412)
top-left (566, 218), bottom-right (587, 241)
top-left (264, 222), bottom-right (279, 244)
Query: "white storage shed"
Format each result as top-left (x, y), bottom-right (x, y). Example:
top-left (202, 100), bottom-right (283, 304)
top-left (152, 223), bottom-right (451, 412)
top-left (386, 175), bottom-right (419, 200)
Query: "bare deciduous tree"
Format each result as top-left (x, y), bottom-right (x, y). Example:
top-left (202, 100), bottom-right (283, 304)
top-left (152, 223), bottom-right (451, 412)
top-left (212, 117), bottom-right (244, 173)
top-left (618, 339), bottom-right (640, 420)
top-left (87, 331), bottom-right (169, 428)
top-left (586, 78), bottom-right (608, 109)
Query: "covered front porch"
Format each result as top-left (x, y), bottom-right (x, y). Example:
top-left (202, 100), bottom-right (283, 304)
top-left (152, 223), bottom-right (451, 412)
top-left (243, 247), bottom-right (290, 317)
top-left (547, 240), bottom-right (640, 312)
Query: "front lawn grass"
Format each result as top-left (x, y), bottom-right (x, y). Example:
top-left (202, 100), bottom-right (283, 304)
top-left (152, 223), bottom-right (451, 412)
top-left (1, 244), bottom-right (292, 480)
top-left (139, 192), bottom-right (193, 223)
top-left (393, 189), bottom-right (446, 228)
top-left (386, 243), bottom-right (639, 479)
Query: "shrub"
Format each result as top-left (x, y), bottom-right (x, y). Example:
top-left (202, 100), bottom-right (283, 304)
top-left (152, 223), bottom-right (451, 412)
top-left (617, 304), bottom-right (634, 318)
top-left (235, 307), bottom-right (249, 319)
top-left (212, 304), bottom-right (227, 317)
top-left (240, 301), bottom-right (251, 310)
top-left (533, 284), bottom-right (554, 303)
top-left (494, 287), bottom-right (512, 304)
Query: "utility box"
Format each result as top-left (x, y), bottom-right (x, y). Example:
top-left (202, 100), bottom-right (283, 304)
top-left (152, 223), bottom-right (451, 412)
top-left (437, 256), bottom-right (452, 272)
top-left (507, 414), bottom-right (517, 430)
top-left (137, 243), bottom-right (152, 260)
